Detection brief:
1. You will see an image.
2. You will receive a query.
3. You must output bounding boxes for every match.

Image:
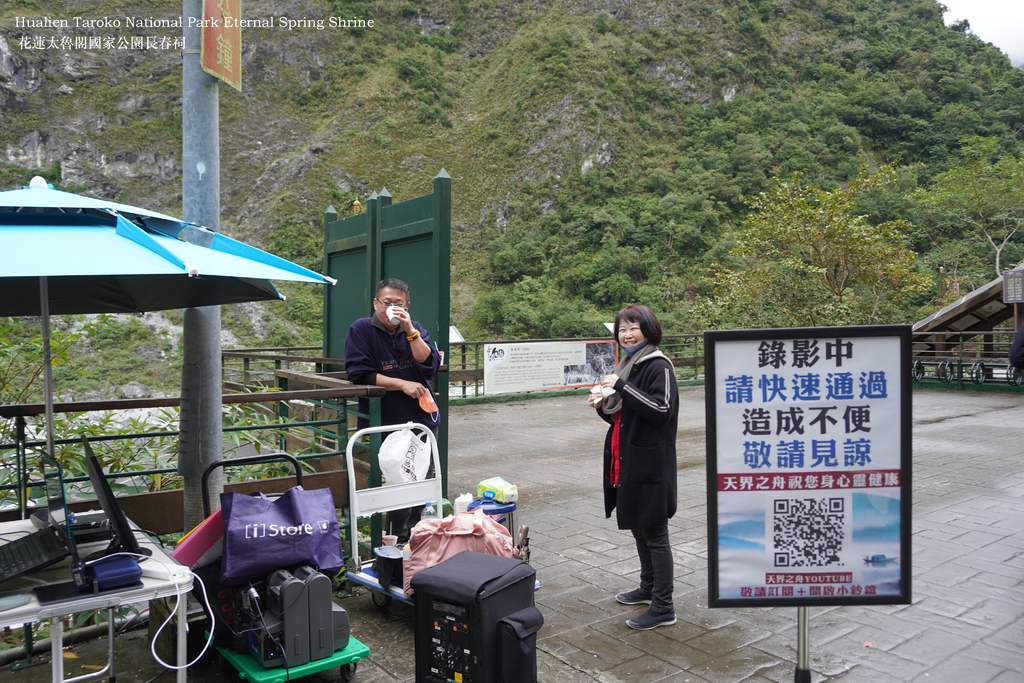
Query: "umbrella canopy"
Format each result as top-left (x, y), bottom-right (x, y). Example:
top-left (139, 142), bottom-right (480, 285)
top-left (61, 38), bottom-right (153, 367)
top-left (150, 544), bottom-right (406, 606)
top-left (0, 176), bottom-right (336, 483)
top-left (0, 177), bottom-right (334, 315)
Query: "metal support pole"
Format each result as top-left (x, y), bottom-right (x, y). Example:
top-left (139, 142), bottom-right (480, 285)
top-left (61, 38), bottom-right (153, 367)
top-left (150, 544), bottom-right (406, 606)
top-left (433, 170), bottom-right (452, 499)
top-left (956, 335), bottom-right (964, 391)
top-left (50, 617), bottom-right (63, 681)
top-left (176, 595), bottom-right (187, 683)
top-left (795, 606), bottom-right (811, 683)
top-left (15, 416), bottom-right (26, 518)
top-left (39, 277), bottom-right (56, 470)
top-left (10, 623), bottom-right (36, 671)
top-left (368, 398), bottom-right (382, 549)
top-left (277, 376), bottom-right (289, 452)
top-left (693, 335), bottom-right (699, 379)
top-left (179, 0), bottom-right (223, 532)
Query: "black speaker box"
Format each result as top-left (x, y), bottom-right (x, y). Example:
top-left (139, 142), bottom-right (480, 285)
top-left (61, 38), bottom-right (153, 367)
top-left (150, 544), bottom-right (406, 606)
top-left (411, 551), bottom-right (541, 683)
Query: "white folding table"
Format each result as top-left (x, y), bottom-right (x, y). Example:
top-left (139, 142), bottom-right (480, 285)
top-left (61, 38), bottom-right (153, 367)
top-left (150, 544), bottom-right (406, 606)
top-left (0, 519), bottom-right (193, 683)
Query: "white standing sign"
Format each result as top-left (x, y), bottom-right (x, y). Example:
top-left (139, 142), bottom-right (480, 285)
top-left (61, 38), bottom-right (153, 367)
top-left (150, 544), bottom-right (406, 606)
top-left (706, 326), bottom-right (912, 608)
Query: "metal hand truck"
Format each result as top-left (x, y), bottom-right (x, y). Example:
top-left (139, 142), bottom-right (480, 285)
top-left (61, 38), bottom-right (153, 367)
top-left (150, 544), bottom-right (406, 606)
top-left (343, 423), bottom-right (443, 609)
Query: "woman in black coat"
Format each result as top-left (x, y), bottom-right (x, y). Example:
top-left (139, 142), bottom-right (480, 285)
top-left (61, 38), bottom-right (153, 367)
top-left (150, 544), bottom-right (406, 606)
top-left (590, 304), bottom-right (679, 630)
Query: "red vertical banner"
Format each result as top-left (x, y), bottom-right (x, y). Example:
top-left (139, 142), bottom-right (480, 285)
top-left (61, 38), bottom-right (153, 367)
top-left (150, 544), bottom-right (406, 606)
top-left (201, 0), bottom-right (242, 91)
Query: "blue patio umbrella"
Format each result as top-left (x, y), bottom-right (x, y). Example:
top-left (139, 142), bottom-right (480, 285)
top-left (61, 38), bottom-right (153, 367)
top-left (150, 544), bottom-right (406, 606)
top-left (0, 176), bottom-right (336, 463)
top-left (0, 177), bottom-right (334, 315)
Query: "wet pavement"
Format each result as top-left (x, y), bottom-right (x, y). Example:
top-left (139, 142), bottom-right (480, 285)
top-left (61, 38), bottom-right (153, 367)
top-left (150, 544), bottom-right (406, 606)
top-left (7, 386), bottom-right (1024, 682)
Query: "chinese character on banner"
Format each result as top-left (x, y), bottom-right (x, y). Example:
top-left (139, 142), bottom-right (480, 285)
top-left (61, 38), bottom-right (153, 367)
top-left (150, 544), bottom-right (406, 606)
top-left (201, 0), bottom-right (241, 91)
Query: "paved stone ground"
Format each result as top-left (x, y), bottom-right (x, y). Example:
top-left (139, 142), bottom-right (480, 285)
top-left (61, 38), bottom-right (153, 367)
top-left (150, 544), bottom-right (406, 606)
top-left (8, 387), bottom-right (1024, 682)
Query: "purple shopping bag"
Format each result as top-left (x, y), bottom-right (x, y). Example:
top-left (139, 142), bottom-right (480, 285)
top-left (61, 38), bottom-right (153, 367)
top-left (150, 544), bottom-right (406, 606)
top-left (219, 486), bottom-right (343, 585)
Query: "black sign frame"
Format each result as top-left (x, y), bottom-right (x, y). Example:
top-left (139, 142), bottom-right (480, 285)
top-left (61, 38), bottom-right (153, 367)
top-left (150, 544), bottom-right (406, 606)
top-left (705, 325), bottom-right (912, 608)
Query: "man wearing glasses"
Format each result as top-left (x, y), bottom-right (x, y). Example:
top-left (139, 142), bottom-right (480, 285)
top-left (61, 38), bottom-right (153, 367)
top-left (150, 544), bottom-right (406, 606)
top-left (345, 278), bottom-right (442, 542)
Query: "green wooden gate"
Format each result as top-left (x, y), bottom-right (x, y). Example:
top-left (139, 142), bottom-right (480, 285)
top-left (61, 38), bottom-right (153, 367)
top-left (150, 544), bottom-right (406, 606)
top-left (322, 170), bottom-right (452, 495)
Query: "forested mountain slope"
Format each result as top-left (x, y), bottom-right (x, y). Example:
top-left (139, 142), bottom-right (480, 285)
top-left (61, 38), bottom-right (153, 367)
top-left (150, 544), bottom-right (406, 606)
top-left (2, 0), bottom-right (1022, 347)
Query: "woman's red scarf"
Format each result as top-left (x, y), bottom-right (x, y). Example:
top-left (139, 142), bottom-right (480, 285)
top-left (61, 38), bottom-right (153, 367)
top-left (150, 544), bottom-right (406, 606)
top-left (610, 413), bottom-right (621, 486)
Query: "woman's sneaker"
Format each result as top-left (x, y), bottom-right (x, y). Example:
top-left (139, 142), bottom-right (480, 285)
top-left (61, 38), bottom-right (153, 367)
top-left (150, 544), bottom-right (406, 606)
top-left (626, 608), bottom-right (677, 630)
top-left (615, 588), bottom-right (652, 605)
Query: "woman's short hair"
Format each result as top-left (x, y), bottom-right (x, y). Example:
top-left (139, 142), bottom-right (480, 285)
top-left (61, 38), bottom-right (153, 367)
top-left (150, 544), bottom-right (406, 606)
top-left (614, 304), bottom-right (662, 346)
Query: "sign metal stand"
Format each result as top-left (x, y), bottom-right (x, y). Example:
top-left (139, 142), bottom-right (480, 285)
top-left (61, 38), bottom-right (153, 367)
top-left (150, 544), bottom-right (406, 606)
top-left (796, 606), bottom-right (810, 682)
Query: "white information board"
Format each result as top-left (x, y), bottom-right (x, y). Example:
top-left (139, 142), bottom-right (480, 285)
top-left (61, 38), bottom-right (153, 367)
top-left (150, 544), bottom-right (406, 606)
top-left (483, 341), bottom-right (617, 395)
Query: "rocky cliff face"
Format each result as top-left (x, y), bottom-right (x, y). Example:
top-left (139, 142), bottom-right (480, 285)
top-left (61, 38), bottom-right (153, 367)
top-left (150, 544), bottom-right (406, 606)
top-left (2, 1), bottom-right (330, 226)
top-left (5, 8), bottom-right (473, 206)
top-left (0, 0), bottom-right (656, 243)
top-left (1, 0), bottom-right (632, 334)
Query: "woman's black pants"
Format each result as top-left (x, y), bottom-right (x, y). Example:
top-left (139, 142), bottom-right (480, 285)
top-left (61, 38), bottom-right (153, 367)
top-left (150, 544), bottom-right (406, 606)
top-left (631, 518), bottom-right (674, 613)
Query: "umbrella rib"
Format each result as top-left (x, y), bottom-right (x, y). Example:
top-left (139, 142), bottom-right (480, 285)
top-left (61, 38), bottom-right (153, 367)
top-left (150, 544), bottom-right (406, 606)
top-left (111, 212), bottom-right (188, 273)
top-left (113, 277), bottom-right (147, 313)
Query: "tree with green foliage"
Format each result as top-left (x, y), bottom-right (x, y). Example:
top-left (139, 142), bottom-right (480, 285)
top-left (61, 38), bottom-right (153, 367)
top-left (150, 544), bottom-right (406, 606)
top-left (699, 166), bottom-right (930, 329)
top-left (911, 137), bottom-right (1024, 277)
top-left (0, 318), bottom-right (96, 408)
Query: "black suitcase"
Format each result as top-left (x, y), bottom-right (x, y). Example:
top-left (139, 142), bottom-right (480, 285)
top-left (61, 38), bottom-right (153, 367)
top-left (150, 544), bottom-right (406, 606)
top-left (411, 551), bottom-right (542, 683)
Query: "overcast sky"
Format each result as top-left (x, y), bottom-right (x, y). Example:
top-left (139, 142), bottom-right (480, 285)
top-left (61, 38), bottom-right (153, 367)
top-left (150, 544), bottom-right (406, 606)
top-left (941, 0), bottom-right (1024, 67)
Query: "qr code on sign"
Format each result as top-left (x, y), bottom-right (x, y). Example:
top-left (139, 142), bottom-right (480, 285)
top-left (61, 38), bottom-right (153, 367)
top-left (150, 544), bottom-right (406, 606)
top-left (773, 498), bottom-right (845, 567)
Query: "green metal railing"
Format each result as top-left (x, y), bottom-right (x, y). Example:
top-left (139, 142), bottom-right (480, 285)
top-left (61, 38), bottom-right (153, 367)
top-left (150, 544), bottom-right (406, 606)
top-left (0, 380), bottom-right (383, 523)
top-left (911, 329), bottom-right (1023, 390)
top-left (438, 330), bottom-right (1024, 396)
top-left (221, 345), bottom-right (328, 390)
top-left (220, 351), bottom-right (388, 548)
top-left (1, 415), bottom-right (346, 505)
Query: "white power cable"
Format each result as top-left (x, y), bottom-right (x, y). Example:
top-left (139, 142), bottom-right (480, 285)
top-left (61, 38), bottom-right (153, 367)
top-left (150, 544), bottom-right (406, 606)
top-left (97, 553), bottom-right (215, 671)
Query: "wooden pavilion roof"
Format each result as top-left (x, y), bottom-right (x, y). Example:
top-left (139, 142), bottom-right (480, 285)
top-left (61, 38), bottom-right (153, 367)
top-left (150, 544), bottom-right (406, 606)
top-left (913, 274), bottom-right (1015, 336)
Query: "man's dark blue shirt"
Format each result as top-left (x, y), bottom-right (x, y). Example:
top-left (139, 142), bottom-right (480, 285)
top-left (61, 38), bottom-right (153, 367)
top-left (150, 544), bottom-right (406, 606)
top-left (344, 315), bottom-right (441, 429)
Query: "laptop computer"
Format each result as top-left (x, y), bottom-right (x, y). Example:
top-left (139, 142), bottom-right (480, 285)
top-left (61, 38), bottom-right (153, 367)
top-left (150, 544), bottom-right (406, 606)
top-left (30, 507), bottom-right (111, 544)
top-left (0, 454), bottom-right (78, 586)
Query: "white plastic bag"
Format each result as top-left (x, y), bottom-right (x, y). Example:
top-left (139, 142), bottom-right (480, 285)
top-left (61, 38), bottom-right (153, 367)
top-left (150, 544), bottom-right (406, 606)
top-left (378, 429), bottom-right (431, 484)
